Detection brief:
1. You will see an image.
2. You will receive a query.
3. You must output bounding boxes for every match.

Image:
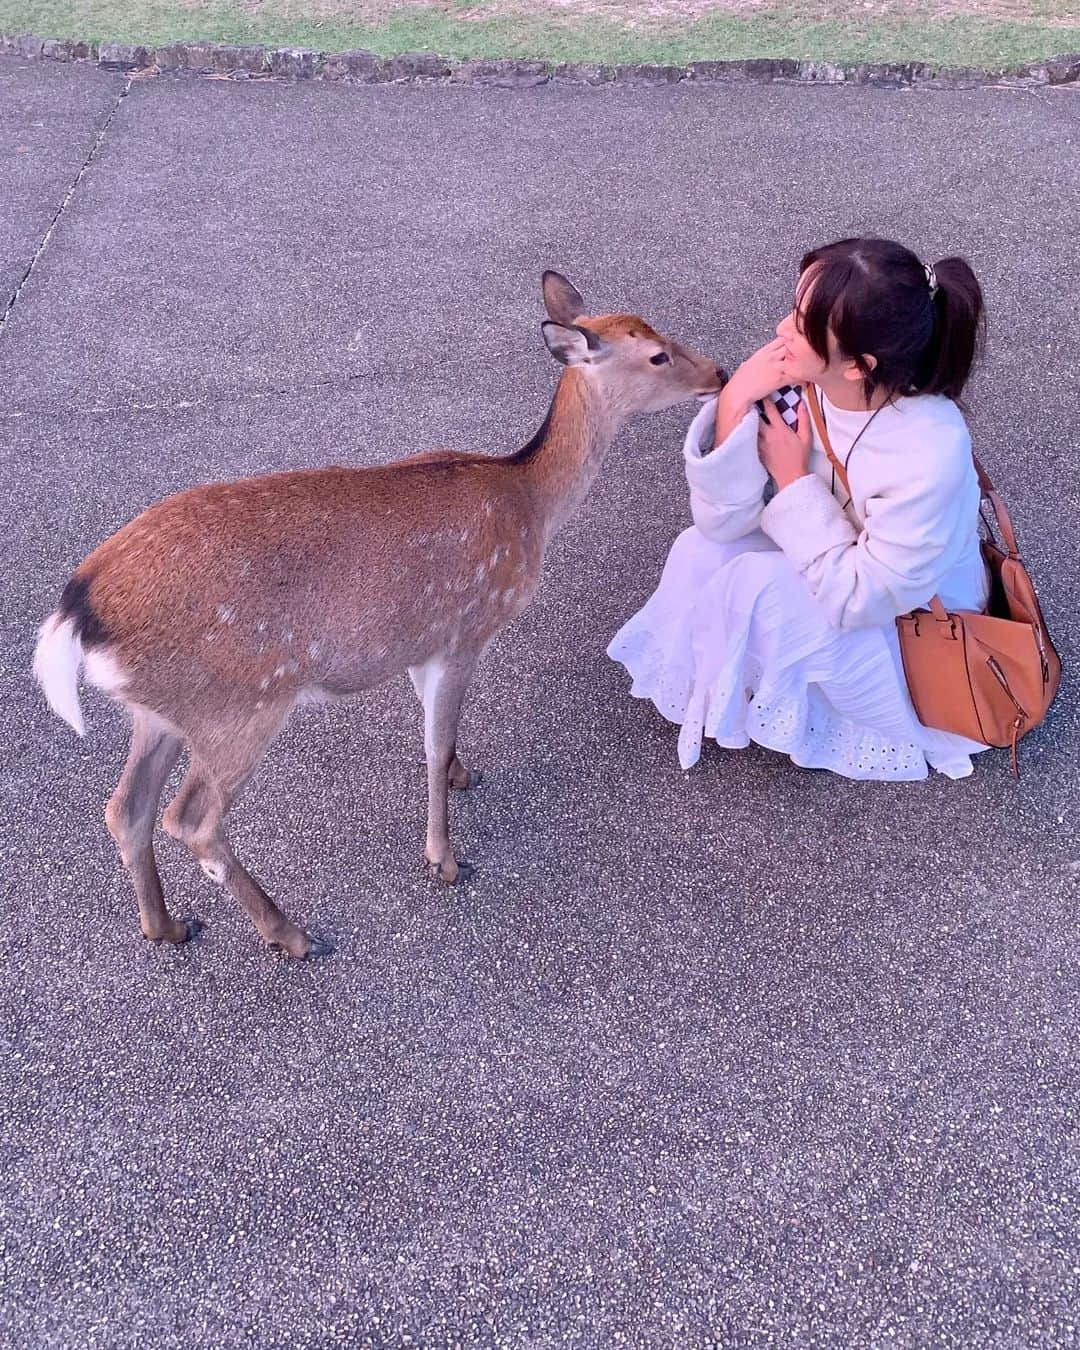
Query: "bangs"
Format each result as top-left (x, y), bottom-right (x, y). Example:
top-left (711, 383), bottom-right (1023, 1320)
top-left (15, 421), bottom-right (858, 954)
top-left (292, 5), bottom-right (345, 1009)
top-left (796, 247), bottom-right (859, 365)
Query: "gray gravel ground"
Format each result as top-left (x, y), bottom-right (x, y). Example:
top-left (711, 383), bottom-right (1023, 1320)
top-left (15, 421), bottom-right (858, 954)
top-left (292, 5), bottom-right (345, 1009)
top-left (1, 58), bottom-right (1078, 1348)
top-left (0, 60), bottom-right (126, 314)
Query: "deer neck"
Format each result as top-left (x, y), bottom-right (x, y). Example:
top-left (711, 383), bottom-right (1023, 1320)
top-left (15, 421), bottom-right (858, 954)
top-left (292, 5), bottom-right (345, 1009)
top-left (517, 369), bottom-right (624, 538)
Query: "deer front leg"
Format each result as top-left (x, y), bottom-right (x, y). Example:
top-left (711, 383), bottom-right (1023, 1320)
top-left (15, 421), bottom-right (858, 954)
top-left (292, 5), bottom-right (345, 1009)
top-left (417, 655), bottom-right (477, 884)
top-left (409, 663), bottom-right (482, 790)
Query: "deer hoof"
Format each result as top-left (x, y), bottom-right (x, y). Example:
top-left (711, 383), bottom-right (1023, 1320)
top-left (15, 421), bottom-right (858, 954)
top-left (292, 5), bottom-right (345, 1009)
top-left (428, 855), bottom-right (475, 885)
top-left (148, 916), bottom-right (203, 946)
top-left (268, 929), bottom-right (331, 960)
top-left (449, 766), bottom-right (483, 790)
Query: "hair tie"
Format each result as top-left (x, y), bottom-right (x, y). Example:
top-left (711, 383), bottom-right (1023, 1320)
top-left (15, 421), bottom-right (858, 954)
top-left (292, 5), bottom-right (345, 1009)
top-left (923, 262), bottom-right (939, 298)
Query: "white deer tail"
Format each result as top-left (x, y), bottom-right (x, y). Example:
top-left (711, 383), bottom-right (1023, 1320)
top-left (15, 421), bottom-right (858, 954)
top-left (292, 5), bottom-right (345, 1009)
top-left (33, 613), bottom-right (87, 737)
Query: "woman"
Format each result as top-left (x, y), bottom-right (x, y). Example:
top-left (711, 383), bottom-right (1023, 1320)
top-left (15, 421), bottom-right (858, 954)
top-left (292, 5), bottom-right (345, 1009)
top-left (608, 236), bottom-right (990, 781)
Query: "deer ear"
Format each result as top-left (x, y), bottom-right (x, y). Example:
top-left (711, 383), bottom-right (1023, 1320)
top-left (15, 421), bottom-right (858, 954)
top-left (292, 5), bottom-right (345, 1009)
top-left (542, 271), bottom-right (587, 325)
top-left (542, 321), bottom-right (605, 367)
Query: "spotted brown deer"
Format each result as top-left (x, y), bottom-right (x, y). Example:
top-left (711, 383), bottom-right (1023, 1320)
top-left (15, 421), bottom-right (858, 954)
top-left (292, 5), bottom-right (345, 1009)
top-left (34, 272), bottom-right (726, 959)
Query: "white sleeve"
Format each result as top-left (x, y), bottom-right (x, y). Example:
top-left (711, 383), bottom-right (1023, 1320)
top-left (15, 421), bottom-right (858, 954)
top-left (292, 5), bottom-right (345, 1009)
top-left (760, 423), bottom-right (974, 631)
top-left (682, 398), bottom-right (769, 543)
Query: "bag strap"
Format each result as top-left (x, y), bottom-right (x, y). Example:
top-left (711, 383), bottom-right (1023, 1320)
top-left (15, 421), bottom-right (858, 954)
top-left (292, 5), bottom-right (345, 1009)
top-left (805, 384), bottom-right (1021, 561)
top-left (972, 455), bottom-right (1021, 559)
top-left (804, 384), bottom-right (851, 498)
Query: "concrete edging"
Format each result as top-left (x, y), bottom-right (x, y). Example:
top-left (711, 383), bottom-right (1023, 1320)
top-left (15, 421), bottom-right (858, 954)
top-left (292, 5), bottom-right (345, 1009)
top-left (2, 32), bottom-right (1079, 89)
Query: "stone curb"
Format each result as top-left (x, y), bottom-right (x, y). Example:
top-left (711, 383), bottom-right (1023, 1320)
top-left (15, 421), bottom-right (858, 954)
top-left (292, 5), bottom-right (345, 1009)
top-left (2, 32), bottom-right (1078, 90)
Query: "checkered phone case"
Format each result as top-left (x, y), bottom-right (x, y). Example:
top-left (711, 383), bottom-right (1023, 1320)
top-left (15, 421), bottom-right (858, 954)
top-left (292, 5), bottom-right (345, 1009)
top-left (757, 385), bottom-right (802, 429)
top-left (756, 385), bottom-right (801, 505)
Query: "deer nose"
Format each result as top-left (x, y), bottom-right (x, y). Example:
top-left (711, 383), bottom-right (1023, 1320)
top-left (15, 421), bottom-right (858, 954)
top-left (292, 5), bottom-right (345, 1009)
top-left (715, 366), bottom-right (729, 388)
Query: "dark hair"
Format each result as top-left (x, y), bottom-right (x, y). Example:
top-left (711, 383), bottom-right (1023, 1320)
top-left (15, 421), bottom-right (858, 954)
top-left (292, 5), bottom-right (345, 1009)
top-left (796, 237), bottom-right (985, 403)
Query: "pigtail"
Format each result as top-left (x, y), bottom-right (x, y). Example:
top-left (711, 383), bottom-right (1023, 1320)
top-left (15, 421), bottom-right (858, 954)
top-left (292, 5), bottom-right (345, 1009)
top-left (918, 256), bottom-right (986, 401)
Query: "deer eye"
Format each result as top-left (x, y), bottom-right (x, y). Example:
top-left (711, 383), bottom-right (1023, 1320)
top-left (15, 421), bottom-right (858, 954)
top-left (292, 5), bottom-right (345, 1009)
top-left (649, 352), bottom-right (671, 366)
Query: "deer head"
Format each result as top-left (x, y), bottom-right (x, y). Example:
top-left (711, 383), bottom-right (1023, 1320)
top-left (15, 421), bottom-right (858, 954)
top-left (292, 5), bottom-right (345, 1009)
top-left (539, 271), bottom-right (727, 417)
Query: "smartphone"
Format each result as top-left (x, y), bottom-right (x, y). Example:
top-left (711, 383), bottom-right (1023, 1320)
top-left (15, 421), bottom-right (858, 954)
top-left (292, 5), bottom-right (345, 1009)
top-left (756, 385), bottom-right (801, 429)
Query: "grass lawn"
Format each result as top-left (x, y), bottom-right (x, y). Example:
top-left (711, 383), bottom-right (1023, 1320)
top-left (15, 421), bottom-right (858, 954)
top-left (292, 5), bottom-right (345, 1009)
top-left (2, 0), bottom-right (1078, 67)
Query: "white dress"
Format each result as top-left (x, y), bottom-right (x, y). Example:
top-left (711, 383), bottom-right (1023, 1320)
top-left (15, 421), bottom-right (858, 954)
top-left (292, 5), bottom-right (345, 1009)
top-left (608, 388), bottom-right (991, 781)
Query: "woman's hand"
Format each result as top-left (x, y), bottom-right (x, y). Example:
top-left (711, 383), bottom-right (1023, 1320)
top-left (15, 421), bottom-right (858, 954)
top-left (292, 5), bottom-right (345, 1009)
top-left (757, 398), bottom-right (812, 491)
top-left (713, 338), bottom-right (790, 448)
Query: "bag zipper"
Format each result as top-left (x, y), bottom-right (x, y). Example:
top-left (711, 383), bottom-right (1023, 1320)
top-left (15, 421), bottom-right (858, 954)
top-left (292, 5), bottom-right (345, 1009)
top-left (986, 656), bottom-right (1026, 714)
top-left (986, 656), bottom-right (1027, 779)
top-left (1033, 625), bottom-right (1050, 684)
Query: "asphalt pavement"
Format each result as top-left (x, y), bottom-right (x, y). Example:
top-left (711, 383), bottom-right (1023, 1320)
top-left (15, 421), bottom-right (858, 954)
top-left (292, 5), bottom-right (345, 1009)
top-left (1, 56), bottom-right (1078, 1348)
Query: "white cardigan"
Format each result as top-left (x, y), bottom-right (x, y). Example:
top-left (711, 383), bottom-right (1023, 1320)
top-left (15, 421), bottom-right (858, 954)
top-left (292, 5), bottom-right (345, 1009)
top-left (683, 389), bottom-right (990, 631)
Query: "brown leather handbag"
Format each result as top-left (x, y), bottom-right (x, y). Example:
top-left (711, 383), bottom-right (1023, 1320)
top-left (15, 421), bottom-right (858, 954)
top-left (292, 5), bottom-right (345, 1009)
top-left (804, 385), bottom-right (1060, 775)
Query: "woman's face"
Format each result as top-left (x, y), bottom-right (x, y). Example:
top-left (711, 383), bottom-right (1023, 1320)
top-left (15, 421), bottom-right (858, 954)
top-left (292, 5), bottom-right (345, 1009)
top-left (775, 266), bottom-right (864, 389)
top-left (775, 268), bottom-right (830, 384)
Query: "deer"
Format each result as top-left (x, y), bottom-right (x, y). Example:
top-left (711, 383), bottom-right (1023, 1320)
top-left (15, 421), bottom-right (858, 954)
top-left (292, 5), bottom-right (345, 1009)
top-left (33, 272), bottom-right (726, 959)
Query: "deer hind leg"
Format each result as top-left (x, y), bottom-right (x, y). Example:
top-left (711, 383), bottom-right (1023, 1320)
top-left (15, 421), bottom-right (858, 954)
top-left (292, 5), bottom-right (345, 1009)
top-left (408, 664), bottom-right (482, 790)
top-left (105, 709), bottom-right (194, 945)
top-left (415, 655), bottom-right (479, 884)
top-left (162, 708), bottom-right (330, 960)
